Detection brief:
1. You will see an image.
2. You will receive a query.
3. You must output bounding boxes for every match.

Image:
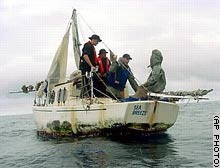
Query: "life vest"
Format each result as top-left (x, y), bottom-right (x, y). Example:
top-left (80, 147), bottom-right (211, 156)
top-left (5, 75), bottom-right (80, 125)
top-left (107, 65), bottom-right (130, 91)
top-left (97, 56), bottom-right (110, 74)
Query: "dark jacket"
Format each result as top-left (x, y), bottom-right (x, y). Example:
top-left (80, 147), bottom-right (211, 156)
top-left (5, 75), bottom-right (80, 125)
top-left (108, 57), bottom-right (138, 92)
top-left (80, 41), bottom-right (97, 72)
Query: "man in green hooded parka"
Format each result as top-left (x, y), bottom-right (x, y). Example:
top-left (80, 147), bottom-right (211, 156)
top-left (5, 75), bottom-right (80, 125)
top-left (133, 49), bottom-right (166, 98)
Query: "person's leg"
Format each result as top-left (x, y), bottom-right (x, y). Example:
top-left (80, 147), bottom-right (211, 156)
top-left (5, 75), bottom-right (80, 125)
top-left (93, 76), bottom-right (101, 97)
top-left (106, 86), bottom-right (121, 99)
top-left (80, 71), bottom-right (90, 98)
top-left (98, 77), bottom-right (107, 97)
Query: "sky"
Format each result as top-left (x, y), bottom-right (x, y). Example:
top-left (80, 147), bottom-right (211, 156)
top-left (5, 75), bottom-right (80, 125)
top-left (0, 0), bottom-right (219, 100)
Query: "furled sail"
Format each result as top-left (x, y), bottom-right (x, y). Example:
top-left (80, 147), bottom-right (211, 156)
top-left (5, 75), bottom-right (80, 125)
top-left (47, 25), bottom-right (70, 89)
top-left (71, 9), bottom-right (81, 69)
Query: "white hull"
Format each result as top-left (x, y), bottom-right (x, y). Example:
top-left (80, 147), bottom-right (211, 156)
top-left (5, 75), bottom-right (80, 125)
top-left (33, 98), bottom-right (179, 136)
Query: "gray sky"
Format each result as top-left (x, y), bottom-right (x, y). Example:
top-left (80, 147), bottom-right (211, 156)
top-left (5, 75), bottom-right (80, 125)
top-left (0, 0), bottom-right (219, 100)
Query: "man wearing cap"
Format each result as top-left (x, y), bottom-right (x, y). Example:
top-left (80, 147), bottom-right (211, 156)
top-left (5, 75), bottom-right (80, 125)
top-left (93, 49), bottom-right (111, 97)
top-left (107, 54), bottom-right (138, 98)
top-left (79, 34), bottom-right (102, 97)
top-left (133, 49), bottom-right (166, 99)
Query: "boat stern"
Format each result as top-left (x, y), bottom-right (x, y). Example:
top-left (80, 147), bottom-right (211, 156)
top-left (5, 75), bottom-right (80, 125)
top-left (124, 100), bottom-right (179, 132)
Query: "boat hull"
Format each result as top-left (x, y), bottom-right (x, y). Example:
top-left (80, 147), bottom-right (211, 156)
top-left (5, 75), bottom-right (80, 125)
top-left (33, 99), bottom-right (179, 137)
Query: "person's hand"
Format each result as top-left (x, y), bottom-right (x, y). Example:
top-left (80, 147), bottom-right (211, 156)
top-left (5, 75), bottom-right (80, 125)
top-left (91, 66), bottom-right (96, 72)
top-left (102, 73), bottom-right (107, 78)
top-left (112, 55), bottom-right (117, 61)
top-left (115, 80), bottom-right (119, 84)
top-left (137, 86), bottom-right (148, 93)
top-left (97, 73), bottom-right (102, 79)
top-left (132, 86), bottom-right (148, 99)
top-left (137, 86), bottom-right (143, 91)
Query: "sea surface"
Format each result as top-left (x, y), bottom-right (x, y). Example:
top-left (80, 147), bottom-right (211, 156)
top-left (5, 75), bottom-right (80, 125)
top-left (0, 97), bottom-right (219, 168)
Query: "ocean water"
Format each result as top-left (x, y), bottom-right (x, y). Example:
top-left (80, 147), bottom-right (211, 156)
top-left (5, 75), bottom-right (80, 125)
top-left (0, 99), bottom-right (218, 168)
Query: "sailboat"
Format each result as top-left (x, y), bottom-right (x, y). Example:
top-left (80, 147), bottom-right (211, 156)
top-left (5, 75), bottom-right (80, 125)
top-left (32, 9), bottom-right (211, 137)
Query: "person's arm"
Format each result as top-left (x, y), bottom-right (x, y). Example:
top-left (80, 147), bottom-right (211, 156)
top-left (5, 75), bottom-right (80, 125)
top-left (83, 54), bottom-right (95, 71)
top-left (109, 55), bottom-right (118, 72)
top-left (128, 71), bottom-right (138, 92)
top-left (142, 65), bottom-right (161, 88)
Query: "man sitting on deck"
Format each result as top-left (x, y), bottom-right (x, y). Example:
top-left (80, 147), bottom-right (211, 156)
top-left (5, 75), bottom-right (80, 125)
top-left (133, 49), bottom-right (166, 99)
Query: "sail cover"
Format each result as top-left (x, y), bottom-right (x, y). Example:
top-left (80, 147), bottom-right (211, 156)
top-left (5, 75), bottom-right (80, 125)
top-left (47, 25), bottom-right (70, 88)
top-left (71, 9), bottom-right (81, 69)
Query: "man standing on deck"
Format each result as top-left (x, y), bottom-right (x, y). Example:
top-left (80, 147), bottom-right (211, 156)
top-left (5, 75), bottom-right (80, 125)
top-left (79, 34), bottom-right (102, 97)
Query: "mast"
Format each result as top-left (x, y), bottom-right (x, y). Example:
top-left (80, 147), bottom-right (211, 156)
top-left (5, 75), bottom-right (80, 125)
top-left (71, 9), bottom-right (81, 69)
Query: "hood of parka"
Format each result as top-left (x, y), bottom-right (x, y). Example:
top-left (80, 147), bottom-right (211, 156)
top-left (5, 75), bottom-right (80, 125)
top-left (149, 49), bottom-right (163, 68)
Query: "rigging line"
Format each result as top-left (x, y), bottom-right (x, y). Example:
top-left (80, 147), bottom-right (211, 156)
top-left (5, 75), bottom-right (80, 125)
top-left (65, 12), bottom-right (73, 33)
top-left (116, 60), bottom-right (142, 86)
top-left (78, 12), bottom-right (113, 51)
top-left (81, 72), bottom-right (118, 101)
top-left (82, 88), bottom-right (92, 97)
top-left (93, 87), bottom-right (112, 99)
top-left (93, 71), bottom-right (119, 101)
top-left (78, 16), bottom-right (86, 42)
top-left (78, 12), bottom-right (96, 34)
top-left (80, 83), bottom-right (91, 89)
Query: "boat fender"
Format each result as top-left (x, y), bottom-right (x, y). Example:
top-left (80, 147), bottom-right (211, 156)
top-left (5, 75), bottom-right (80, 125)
top-left (63, 87), bottom-right (67, 104)
top-left (57, 88), bottom-right (62, 104)
top-left (51, 90), bottom-right (55, 104)
top-left (48, 90), bottom-right (55, 104)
